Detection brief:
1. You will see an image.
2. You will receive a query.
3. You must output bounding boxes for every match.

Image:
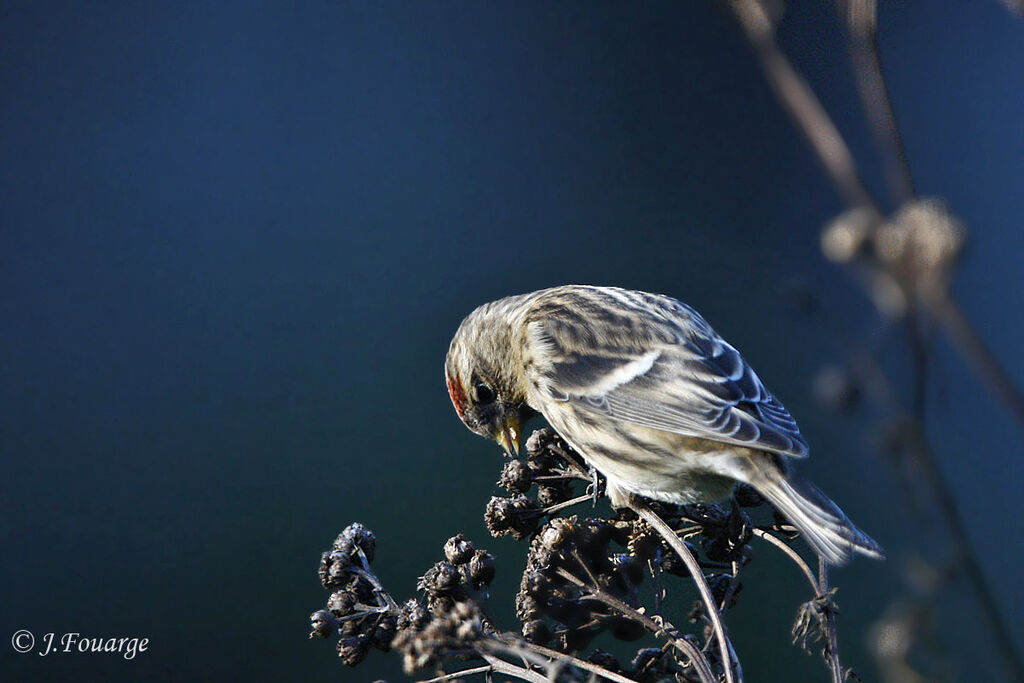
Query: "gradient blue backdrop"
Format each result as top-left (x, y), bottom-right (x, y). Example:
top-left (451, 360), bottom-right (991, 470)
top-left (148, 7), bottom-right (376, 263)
top-left (2, 2), bottom-right (1022, 680)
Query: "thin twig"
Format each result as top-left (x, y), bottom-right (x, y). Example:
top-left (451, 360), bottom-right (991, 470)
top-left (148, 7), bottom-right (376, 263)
top-left (818, 558), bottom-right (844, 683)
top-left (752, 528), bottom-right (819, 591)
top-left (728, 0), bottom-right (878, 211)
top-left (928, 291), bottom-right (1024, 426)
top-left (352, 565), bottom-right (400, 612)
top-left (418, 665), bottom-right (494, 683)
top-left (718, 560), bottom-right (741, 613)
top-left (631, 501), bottom-right (741, 683)
top-left (537, 494), bottom-right (594, 517)
top-left (498, 638), bottom-right (642, 683)
top-left (837, 0), bottom-right (915, 206)
top-left (479, 653), bottom-right (549, 683)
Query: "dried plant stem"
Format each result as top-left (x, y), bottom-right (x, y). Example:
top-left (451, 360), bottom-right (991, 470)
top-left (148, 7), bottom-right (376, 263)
top-left (837, 0), bottom-right (915, 205)
top-left (479, 653), bottom-right (549, 683)
top-left (417, 665), bottom-right (494, 683)
top-left (752, 528), bottom-right (819, 591)
top-left (818, 558), bottom-right (843, 683)
top-left (537, 494), bottom-right (593, 516)
top-left (555, 568), bottom-right (717, 683)
top-left (928, 291), bottom-right (1024, 426)
top-left (725, 1), bottom-right (1024, 678)
top-left (727, 0), bottom-right (877, 211)
top-left (494, 638), bottom-right (644, 683)
top-left (631, 501), bottom-right (740, 683)
top-left (752, 528), bottom-right (845, 682)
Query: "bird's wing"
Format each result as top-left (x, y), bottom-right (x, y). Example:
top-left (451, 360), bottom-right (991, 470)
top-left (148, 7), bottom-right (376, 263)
top-left (525, 289), bottom-right (809, 458)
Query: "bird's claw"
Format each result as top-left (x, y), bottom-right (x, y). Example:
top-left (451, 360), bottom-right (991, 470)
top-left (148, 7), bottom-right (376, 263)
top-left (585, 466), bottom-right (600, 507)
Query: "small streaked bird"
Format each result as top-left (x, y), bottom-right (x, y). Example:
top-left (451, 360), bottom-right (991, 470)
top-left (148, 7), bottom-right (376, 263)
top-left (445, 285), bottom-right (883, 565)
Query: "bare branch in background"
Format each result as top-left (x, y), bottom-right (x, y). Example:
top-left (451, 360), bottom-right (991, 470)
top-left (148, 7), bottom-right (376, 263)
top-left (837, 0), bottom-right (915, 206)
top-left (728, 0), bottom-right (1024, 678)
top-left (727, 0), bottom-right (878, 212)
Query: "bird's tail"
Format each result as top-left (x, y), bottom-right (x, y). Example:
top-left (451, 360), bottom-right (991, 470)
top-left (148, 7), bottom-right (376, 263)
top-left (753, 466), bottom-right (884, 565)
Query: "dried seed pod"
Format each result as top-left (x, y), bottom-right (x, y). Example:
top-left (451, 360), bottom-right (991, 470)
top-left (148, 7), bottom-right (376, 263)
top-left (443, 534), bottom-right (475, 565)
top-left (468, 550), bottom-right (496, 587)
top-left (309, 609), bottom-right (338, 639)
top-left (498, 459), bottom-right (532, 493)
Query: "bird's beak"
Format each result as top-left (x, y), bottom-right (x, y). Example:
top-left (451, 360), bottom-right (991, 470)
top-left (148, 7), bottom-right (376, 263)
top-left (496, 417), bottom-right (521, 457)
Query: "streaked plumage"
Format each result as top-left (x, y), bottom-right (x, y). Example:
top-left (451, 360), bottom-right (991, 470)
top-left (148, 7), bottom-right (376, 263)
top-left (445, 285), bottom-right (883, 565)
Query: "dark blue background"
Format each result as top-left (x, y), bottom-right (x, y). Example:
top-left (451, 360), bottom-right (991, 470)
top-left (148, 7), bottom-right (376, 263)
top-left (2, 1), bottom-right (1021, 680)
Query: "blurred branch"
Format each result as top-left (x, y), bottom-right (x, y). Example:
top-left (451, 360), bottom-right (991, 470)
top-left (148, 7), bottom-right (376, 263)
top-left (727, 0), bottom-right (878, 212)
top-left (837, 0), bottom-right (915, 206)
top-left (928, 290), bottom-right (1024, 425)
top-left (726, 1), bottom-right (1024, 678)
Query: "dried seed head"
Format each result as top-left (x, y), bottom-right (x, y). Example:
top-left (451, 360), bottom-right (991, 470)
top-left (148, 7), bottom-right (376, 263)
top-left (334, 522), bottom-right (376, 563)
top-left (443, 534), bottom-right (475, 565)
top-left (327, 590), bottom-right (357, 617)
top-left (484, 495), bottom-right (539, 539)
top-left (309, 609), bottom-right (338, 639)
top-left (417, 561), bottom-right (461, 595)
top-left (397, 599), bottom-right (430, 632)
top-left (468, 550), bottom-right (496, 587)
top-left (337, 635), bottom-right (369, 666)
top-left (497, 459), bottom-right (532, 493)
top-left (539, 517), bottom-right (575, 551)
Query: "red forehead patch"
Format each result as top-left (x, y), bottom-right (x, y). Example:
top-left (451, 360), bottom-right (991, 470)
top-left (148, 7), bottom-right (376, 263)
top-left (446, 372), bottom-right (469, 422)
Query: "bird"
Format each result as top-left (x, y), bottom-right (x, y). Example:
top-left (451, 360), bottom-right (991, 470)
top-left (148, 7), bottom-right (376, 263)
top-left (444, 285), bottom-right (883, 565)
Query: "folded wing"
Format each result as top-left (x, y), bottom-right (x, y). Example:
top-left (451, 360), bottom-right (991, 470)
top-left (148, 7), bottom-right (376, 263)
top-left (527, 293), bottom-right (808, 459)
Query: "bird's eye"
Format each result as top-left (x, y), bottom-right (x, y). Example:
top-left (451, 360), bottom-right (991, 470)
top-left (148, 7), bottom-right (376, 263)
top-left (474, 382), bottom-right (496, 405)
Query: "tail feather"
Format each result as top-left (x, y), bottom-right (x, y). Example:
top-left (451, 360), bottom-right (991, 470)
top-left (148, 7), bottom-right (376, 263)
top-left (758, 474), bottom-right (884, 565)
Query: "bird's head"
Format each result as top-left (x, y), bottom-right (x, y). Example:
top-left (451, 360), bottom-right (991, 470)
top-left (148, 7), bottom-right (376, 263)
top-left (445, 299), bottom-right (533, 456)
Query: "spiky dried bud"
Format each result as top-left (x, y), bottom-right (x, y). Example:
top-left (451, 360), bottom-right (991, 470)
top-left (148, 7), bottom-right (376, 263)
top-left (337, 635), bottom-right (369, 666)
top-left (371, 614), bottom-right (397, 651)
top-left (443, 534), bottom-right (475, 565)
top-left (537, 482), bottom-right (570, 507)
top-left (397, 599), bottom-right (430, 632)
top-left (418, 561), bottom-right (461, 595)
top-left (310, 609), bottom-right (338, 639)
top-left (793, 587), bottom-right (840, 654)
top-left (661, 541), bottom-right (701, 577)
top-left (525, 427), bottom-right (556, 456)
top-left (484, 495), bottom-right (539, 539)
top-left (498, 459), bottom-right (532, 493)
top-left (525, 428), bottom-right (559, 471)
top-left (539, 517), bottom-right (575, 551)
top-left (327, 590), bottom-right (357, 617)
top-left (468, 550), bottom-right (496, 587)
top-left (333, 522), bottom-right (376, 563)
